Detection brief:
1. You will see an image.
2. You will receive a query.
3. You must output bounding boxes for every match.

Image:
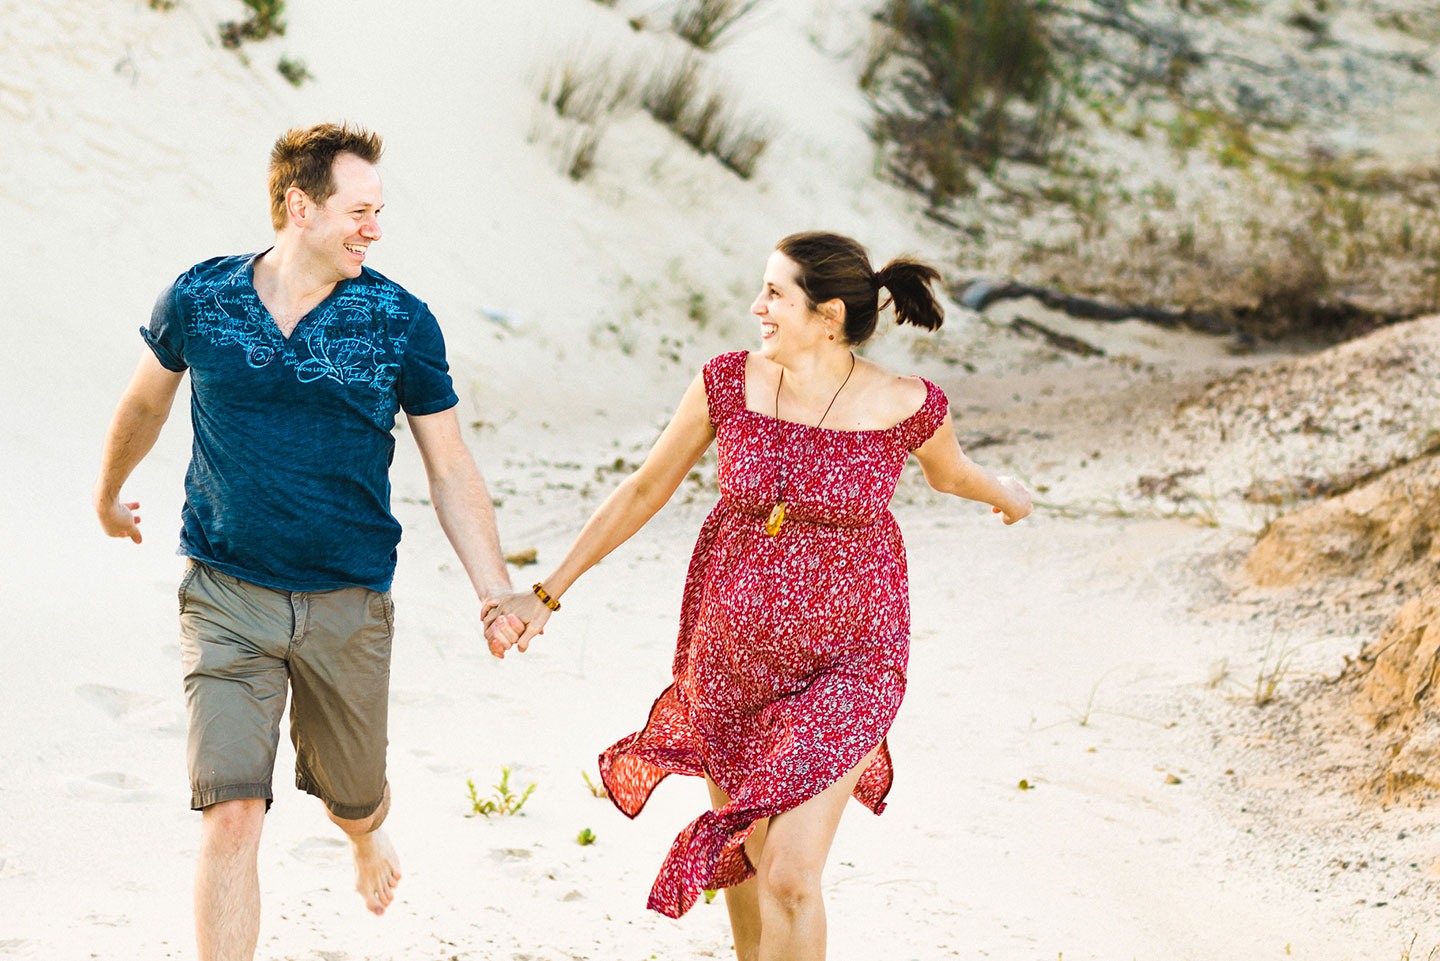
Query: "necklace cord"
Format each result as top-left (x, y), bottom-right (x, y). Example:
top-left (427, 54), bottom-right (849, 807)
top-left (774, 352), bottom-right (856, 429)
top-left (774, 352), bottom-right (857, 506)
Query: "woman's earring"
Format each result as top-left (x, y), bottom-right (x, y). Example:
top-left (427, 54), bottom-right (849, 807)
top-left (827, 332), bottom-right (835, 341)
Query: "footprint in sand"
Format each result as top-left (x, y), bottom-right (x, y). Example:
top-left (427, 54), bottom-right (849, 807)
top-left (389, 688), bottom-right (454, 709)
top-left (291, 836), bottom-right (349, 865)
top-left (66, 771), bottom-right (158, 803)
top-left (0, 844), bottom-right (24, 880)
top-left (488, 847), bottom-right (533, 862)
top-left (408, 747), bottom-right (458, 774)
top-left (76, 683), bottom-right (184, 737)
top-left (0, 939), bottom-right (33, 957)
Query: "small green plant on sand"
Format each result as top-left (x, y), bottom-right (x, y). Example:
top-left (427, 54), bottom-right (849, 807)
top-left (576, 827), bottom-right (596, 846)
top-left (276, 55), bottom-right (312, 87)
top-left (581, 770), bottom-right (608, 798)
top-left (220, 0), bottom-right (287, 49)
top-left (703, 888), bottom-right (719, 903)
top-left (465, 767), bottom-right (536, 817)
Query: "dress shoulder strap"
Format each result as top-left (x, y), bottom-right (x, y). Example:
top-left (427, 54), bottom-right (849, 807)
top-left (701, 351), bottom-right (748, 427)
top-left (892, 378), bottom-right (950, 451)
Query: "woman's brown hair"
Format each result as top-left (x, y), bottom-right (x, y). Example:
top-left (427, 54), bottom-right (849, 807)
top-left (775, 231), bottom-right (944, 344)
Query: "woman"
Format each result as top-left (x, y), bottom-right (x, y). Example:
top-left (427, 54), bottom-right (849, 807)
top-left (483, 231), bottom-right (1031, 960)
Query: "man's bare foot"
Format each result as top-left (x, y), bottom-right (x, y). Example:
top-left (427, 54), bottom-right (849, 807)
top-left (350, 828), bottom-right (402, 915)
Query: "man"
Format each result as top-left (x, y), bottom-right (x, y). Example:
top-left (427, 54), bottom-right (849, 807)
top-left (93, 123), bottom-right (517, 960)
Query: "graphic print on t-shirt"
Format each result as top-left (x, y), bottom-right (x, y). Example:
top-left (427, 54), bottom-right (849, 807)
top-left (181, 273), bottom-right (410, 427)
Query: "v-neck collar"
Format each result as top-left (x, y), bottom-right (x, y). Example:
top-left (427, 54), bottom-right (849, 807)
top-left (226, 248), bottom-right (355, 343)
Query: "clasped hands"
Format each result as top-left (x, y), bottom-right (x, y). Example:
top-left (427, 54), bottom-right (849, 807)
top-left (480, 591), bottom-right (552, 658)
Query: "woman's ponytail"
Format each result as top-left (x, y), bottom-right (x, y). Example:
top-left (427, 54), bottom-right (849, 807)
top-left (777, 231), bottom-right (945, 345)
top-left (874, 259), bottom-right (944, 332)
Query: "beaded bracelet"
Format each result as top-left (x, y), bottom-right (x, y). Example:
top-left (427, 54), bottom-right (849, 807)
top-left (532, 582), bottom-right (561, 612)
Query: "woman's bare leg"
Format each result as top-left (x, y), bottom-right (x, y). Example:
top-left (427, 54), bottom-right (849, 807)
top-left (705, 776), bottom-right (769, 961)
top-left (753, 745), bottom-right (880, 961)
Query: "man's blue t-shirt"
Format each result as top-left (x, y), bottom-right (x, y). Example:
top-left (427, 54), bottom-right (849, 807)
top-left (142, 252), bottom-right (459, 592)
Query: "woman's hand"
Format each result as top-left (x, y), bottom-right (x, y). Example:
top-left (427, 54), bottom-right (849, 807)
top-left (481, 591), bottom-right (554, 657)
top-left (991, 476), bottom-right (1033, 525)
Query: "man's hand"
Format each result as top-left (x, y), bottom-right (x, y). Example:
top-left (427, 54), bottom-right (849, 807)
top-left (94, 350), bottom-right (183, 546)
top-left (481, 592), bottom-right (553, 657)
top-left (481, 609), bottom-right (526, 658)
top-left (97, 498), bottom-right (144, 543)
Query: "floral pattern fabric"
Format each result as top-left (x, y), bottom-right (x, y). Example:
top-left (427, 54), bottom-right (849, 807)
top-left (599, 350), bottom-right (949, 918)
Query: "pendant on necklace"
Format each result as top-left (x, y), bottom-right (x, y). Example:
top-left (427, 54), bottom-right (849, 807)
top-left (765, 501), bottom-right (787, 537)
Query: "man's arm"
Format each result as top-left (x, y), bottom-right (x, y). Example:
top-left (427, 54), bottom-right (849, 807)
top-left (407, 407), bottom-right (513, 602)
top-left (94, 350), bottom-right (186, 543)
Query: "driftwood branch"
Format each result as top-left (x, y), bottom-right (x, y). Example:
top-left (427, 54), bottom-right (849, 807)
top-left (1009, 316), bottom-right (1106, 357)
top-left (956, 277), bottom-right (1418, 340)
top-left (955, 278), bottom-right (1234, 334)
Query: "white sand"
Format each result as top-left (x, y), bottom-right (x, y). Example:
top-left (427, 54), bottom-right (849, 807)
top-left (3, 1), bottom-right (1438, 958)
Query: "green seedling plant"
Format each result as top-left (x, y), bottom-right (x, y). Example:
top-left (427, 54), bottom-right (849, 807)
top-left (465, 767), bottom-right (537, 817)
top-left (576, 827), bottom-right (596, 846)
top-left (581, 770), bottom-right (608, 798)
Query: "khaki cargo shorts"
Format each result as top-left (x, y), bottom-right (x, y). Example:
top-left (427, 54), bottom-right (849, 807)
top-left (178, 560), bottom-right (394, 819)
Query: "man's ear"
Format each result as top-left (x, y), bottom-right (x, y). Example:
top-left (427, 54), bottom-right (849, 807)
top-left (284, 186), bottom-right (311, 227)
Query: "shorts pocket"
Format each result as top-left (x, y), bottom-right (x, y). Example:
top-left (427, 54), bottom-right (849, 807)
top-left (367, 589), bottom-right (395, 636)
top-left (177, 561), bottom-right (200, 615)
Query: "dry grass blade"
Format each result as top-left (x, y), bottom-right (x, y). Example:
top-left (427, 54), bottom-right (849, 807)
top-left (642, 57), bottom-right (770, 179)
top-left (534, 53), bottom-right (643, 182)
top-left (642, 56), bottom-right (702, 128)
top-left (671, 0), bottom-right (765, 50)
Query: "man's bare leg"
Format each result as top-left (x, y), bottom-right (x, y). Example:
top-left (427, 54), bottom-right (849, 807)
top-left (196, 798), bottom-right (266, 961)
top-left (326, 782), bottom-right (402, 915)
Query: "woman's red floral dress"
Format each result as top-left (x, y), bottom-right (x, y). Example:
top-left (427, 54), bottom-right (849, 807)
top-left (599, 350), bottom-right (949, 918)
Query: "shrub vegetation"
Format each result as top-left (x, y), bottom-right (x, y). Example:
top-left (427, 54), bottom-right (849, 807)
top-left (276, 55), bottom-right (312, 87)
top-left (220, 0), bottom-right (287, 49)
top-left (672, 0), bottom-right (764, 51)
top-left (870, 0), bottom-right (1064, 201)
top-left (642, 57), bottom-right (770, 178)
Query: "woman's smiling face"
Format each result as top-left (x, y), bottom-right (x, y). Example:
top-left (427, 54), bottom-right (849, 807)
top-left (750, 250), bottom-right (828, 360)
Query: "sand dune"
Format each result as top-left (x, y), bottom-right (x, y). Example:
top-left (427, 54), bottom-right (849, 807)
top-left (4, 1), bottom-right (1439, 958)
